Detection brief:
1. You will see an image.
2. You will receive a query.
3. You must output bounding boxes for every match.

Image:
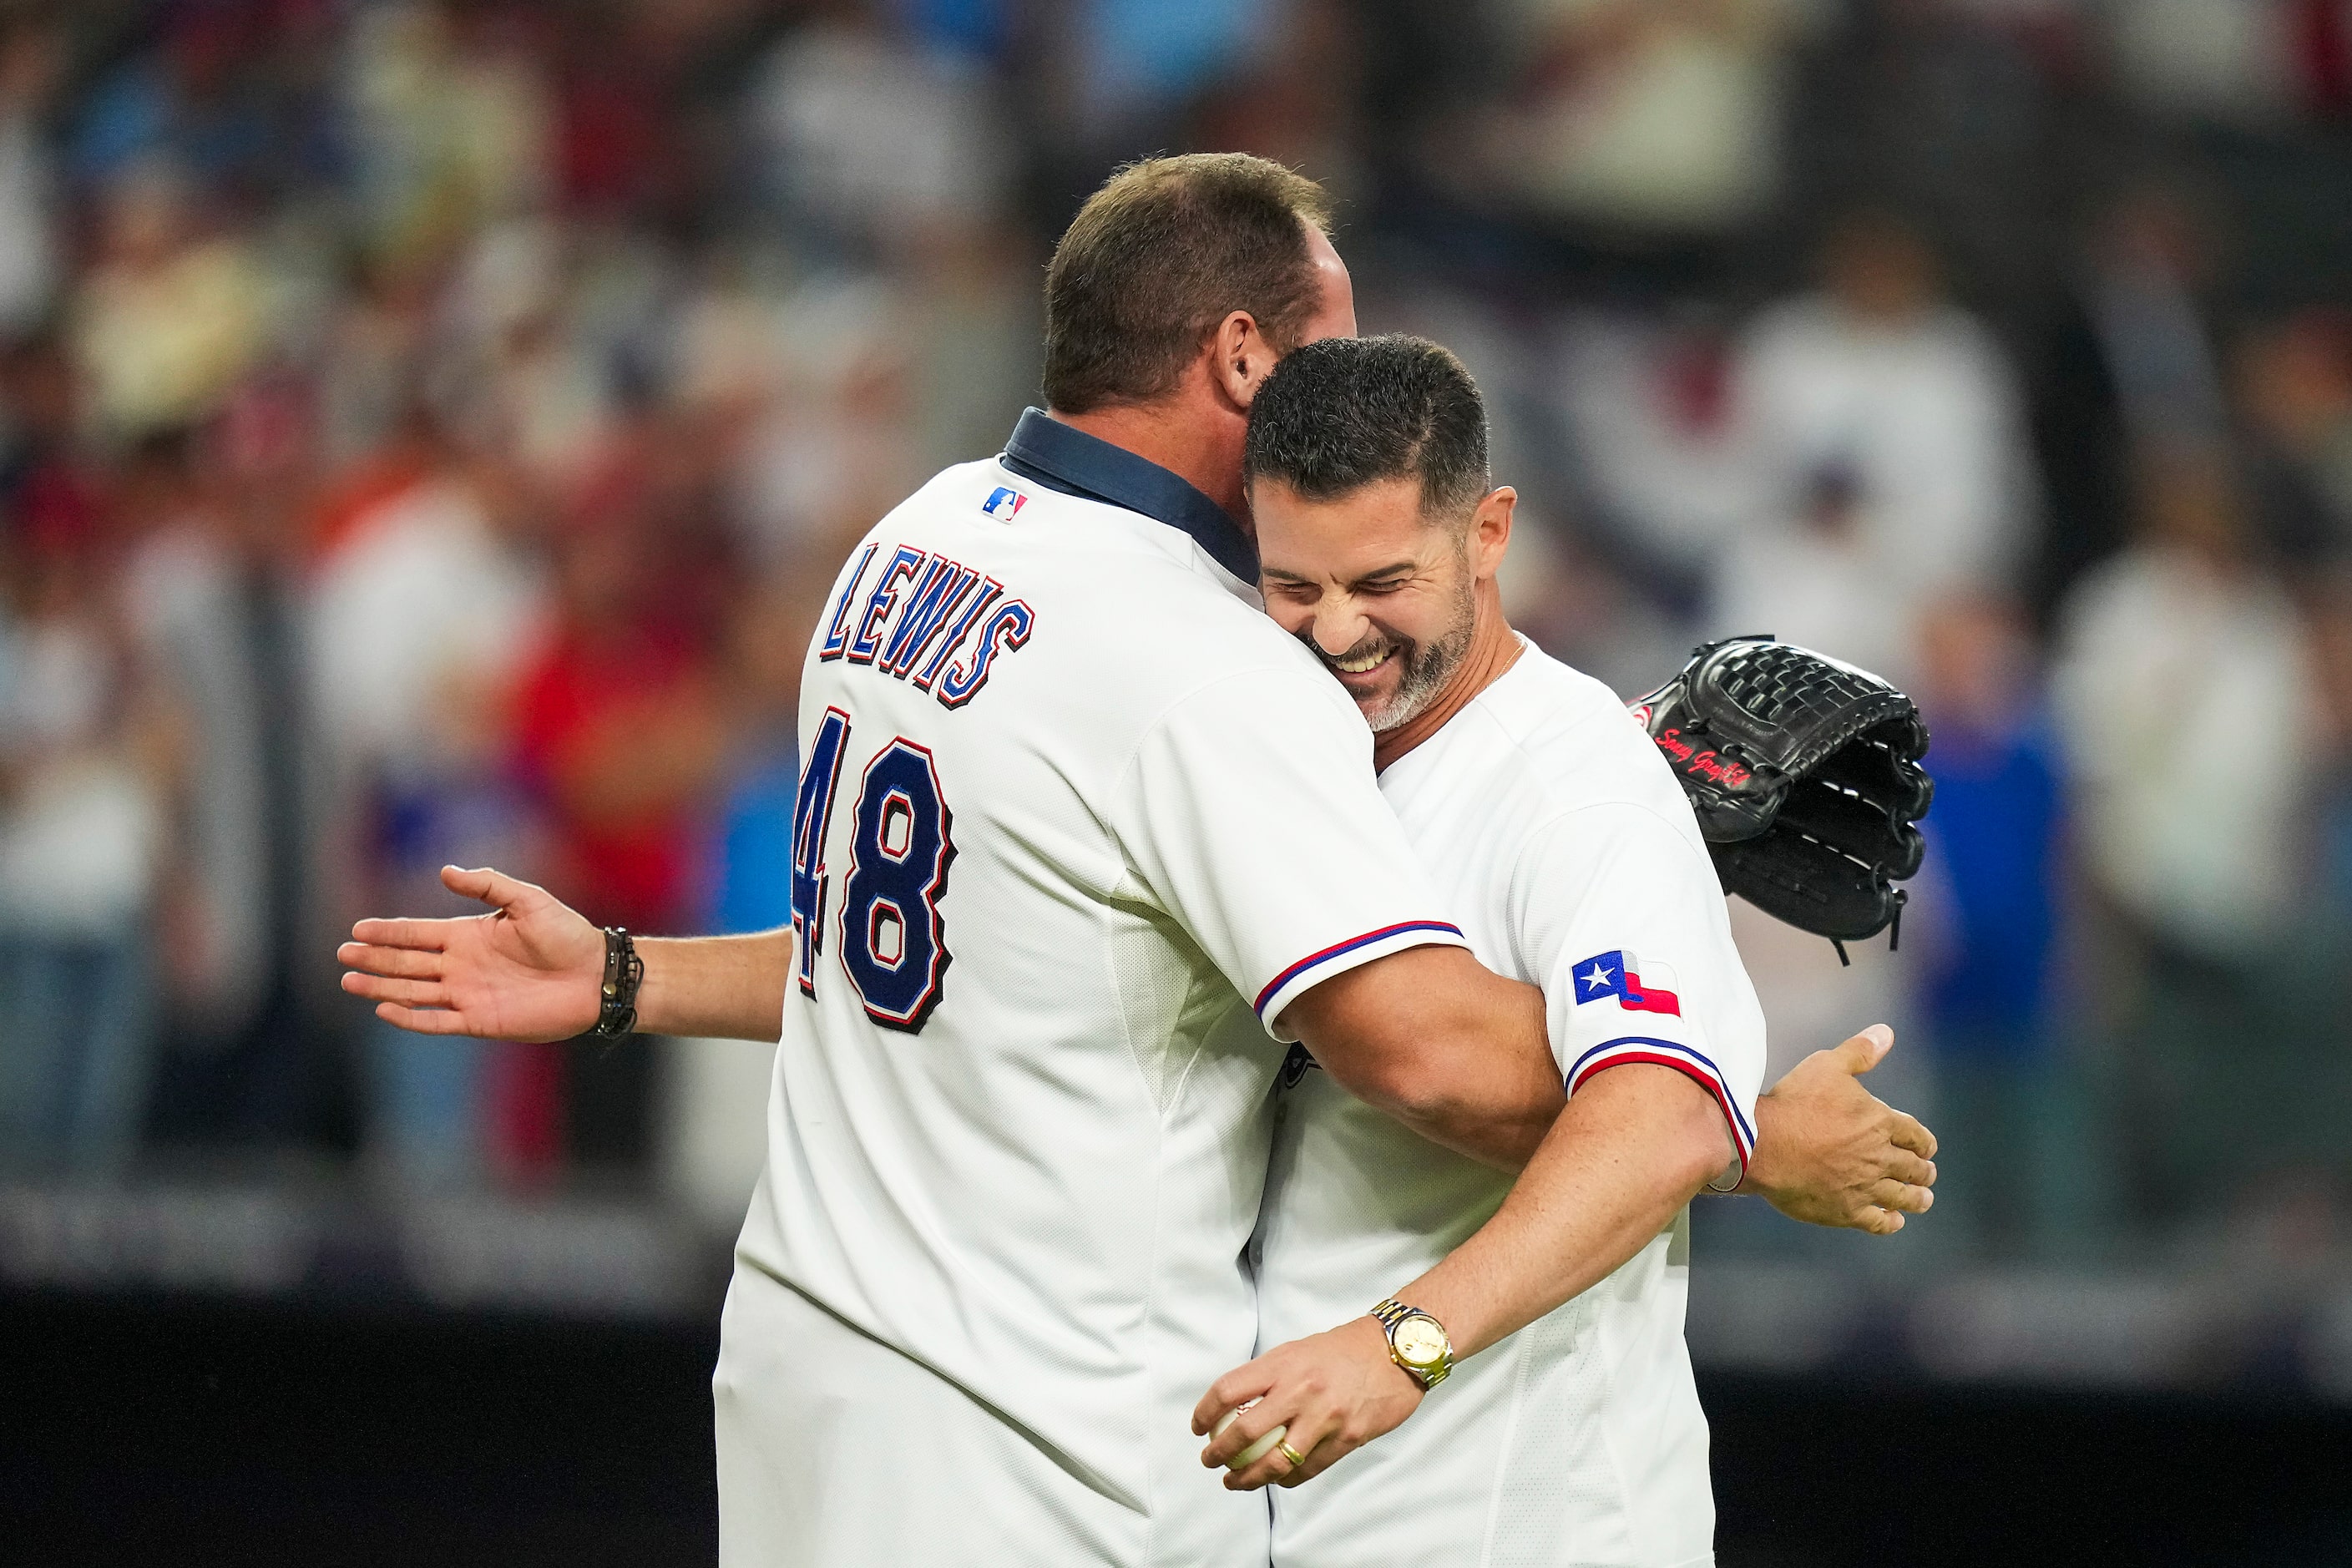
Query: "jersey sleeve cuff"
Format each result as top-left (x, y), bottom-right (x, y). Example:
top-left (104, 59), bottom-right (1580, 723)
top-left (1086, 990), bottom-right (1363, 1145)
top-left (1253, 920), bottom-right (1467, 1041)
top-left (1565, 1035), bottom-right (1758, 1176)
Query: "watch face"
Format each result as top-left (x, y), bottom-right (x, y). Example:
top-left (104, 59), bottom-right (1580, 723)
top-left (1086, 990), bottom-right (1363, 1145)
top-left (1393, 1317), bottom-right (1449, 1367)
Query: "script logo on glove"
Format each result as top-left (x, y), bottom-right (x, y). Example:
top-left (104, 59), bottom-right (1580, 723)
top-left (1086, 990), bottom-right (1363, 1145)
top-left (1651, 726), bottom-right (1754, 789)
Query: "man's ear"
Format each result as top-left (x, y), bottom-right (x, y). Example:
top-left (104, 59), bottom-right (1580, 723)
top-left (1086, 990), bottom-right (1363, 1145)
top-left (1472, 487), bottom-right (1516, 579)
top-left (1209, 310), bottom-right (1275, 410)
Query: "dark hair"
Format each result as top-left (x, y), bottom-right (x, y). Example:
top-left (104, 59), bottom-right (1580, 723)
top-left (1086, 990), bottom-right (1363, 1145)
top-left (1042, 154), bottom-right (1334, 415)
top-left (1243, 335), bottom-right (1490, 521)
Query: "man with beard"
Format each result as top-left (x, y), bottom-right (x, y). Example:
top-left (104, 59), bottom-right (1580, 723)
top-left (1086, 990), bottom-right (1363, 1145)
top-left (1196, 336), bottom-right (1892, 1566)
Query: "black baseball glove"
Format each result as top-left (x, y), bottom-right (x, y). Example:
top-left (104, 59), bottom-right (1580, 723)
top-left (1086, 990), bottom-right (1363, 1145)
top-left (1629, 637), bottom-right (1933, 951)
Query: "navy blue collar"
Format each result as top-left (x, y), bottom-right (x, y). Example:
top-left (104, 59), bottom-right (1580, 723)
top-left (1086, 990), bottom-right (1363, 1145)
top-left (1000, 407), bottom-right (1258, 584)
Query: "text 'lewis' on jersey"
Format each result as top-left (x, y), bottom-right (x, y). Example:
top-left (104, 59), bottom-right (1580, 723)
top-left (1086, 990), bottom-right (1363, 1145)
top-left (817, 540), bottom-right (1037, 709)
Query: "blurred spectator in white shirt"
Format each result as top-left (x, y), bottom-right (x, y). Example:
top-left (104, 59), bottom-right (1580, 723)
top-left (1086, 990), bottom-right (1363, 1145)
top-left (728, 276), bottom-right (925, 571)
top-left (1553, 311), bottom-right (1755, 599)
top-left (749, 10), bottom-right (1012, 260)
top-left (0, 531), bottom-right (168, 1172)
top-left (432, 216), bottom-right (619, 493)
top-left (1710, 459), bottom-right (1920, 684)
top-left (309, 448), bottom-right (547, 776)
top-left (2052, 451), bottom-right (2319, 959)
top-left (2103, 0), bottom-right (2352, 128)
top-left (2051, 448), bottom-right (2334, 1220)
top-left (1728, 211), bottom-right (2037, 664)
top-left (308, 424), bottom-right (551, 1189)
top-left (1468, 0), bottom-right (1804, 239)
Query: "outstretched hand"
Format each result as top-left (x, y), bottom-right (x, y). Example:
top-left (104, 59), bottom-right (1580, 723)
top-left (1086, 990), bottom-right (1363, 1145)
top-left (337, 866), bottom-right (605, 1042)
top-left (1740, 1024), bottom-right (1937, 1234)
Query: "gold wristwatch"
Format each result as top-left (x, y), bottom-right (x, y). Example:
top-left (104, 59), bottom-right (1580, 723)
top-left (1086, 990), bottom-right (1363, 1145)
top-left (1369, 1297), bottom-right (1454, 1389)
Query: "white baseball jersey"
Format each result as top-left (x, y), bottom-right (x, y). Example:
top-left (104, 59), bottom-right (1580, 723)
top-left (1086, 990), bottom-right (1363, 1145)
top-left (714, 411), bottom-right (1468, 1567)
top-left (1255, 643), bottom-right (1767, 1568)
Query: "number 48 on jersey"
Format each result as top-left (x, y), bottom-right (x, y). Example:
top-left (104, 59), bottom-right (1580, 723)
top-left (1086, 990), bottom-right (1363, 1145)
top-left (790, 708), bottom-right (957, 1031)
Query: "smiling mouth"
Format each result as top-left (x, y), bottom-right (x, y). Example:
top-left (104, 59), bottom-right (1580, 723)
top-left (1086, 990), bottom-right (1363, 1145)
top-left (1331, 645), bottom-right (1393, 675)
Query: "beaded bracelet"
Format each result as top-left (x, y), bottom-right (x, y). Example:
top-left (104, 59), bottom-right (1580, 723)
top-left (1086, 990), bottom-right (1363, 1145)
top-left (592, 927), bottom-right (644, 1039)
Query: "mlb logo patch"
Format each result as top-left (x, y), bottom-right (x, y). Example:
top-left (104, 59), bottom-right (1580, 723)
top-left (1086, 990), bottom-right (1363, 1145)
top-left (981, 486), bottom-right (1027, 521)
top-left (1571, 949), bottom-right (1682, 1017)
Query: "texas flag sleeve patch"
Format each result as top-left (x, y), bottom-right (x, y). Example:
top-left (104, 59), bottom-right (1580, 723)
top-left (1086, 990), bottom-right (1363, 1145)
top-left (1570, 949), bottom-right (1682, 1017)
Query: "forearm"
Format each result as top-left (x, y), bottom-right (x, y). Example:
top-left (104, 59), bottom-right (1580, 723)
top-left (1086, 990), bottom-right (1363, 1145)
top-left (1393, 1064), bottom-right (1727, 1358)
top-left (634, 928), bottom-right (794, 1041)
top-left (1381, 1049), bottom-right (1563, 1173)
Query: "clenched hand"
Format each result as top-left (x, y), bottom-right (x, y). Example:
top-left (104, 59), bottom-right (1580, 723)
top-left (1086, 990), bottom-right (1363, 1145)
top-left (1192, 1316), bottom-right (1423, 1492)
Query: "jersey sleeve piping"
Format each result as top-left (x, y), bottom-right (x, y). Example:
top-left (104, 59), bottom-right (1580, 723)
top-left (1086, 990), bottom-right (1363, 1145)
top-left (1565, 1034), bottom-right (1755, 1174)
top-left (1252, 919), bottom-right (1468, 1026)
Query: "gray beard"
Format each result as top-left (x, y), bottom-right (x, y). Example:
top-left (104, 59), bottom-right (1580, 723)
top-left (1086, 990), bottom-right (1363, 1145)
top-left (1326, 572), bottom-right (1478, 734)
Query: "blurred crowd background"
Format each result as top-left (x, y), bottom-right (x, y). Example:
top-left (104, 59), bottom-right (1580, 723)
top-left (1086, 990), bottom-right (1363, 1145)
top-left (4, 0), bottom-right (2352, 1348)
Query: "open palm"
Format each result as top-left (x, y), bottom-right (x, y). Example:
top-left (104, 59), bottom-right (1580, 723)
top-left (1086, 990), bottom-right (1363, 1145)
top-left (338, 866), bottom-right (606, 1043)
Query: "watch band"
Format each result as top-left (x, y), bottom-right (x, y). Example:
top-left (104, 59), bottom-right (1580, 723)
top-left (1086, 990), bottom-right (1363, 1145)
top-left (593, 927), bottom-right (644, 1039)
top-left (1369, 1297), bottom-right (1454, 1389)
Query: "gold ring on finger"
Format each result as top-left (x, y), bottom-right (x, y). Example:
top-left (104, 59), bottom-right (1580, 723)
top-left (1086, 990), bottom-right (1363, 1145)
top-left (1277, 1440), bottom-right (1308, 1469)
